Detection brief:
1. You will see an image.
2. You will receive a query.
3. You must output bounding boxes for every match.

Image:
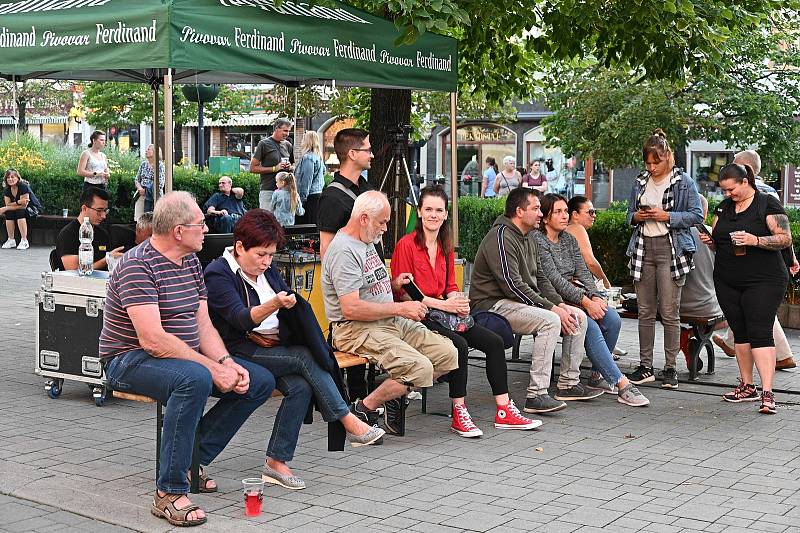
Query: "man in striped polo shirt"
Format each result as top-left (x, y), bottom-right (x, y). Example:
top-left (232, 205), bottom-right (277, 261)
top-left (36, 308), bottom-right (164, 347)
top-left (99, 191), bottom-right (274, 527)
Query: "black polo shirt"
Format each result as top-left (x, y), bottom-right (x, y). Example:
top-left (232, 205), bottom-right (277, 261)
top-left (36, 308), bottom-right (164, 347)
top-left (317, 172), bottom-right (384, 260)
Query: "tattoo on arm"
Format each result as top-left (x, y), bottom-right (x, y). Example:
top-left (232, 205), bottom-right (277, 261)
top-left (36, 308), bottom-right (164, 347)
top-left (760, 214), bottom-right (792, 250)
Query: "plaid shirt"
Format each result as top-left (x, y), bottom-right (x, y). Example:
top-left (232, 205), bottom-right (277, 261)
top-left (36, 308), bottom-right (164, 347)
top-left (628, 168), bottom-right (694, 281)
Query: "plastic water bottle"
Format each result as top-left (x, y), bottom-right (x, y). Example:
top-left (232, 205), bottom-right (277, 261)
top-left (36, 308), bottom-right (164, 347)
top-left (78, 217), bottom-right (94, 276)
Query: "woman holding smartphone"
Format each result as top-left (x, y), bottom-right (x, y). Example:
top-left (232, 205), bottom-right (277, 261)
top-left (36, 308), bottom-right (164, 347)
top-left (625, 129), bottom-right (703, 389)
top-left (391, 185), bottom-right (541, 438)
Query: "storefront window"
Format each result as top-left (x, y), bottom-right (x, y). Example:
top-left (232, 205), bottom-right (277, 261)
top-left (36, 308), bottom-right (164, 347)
top-left (691, 151), bottom-right (733, 197)
top-left (441, 124), bottom-right (516, 196)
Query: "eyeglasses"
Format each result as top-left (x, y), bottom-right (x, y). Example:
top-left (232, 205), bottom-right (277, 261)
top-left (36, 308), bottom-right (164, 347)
top-left (179, 222), bottom-right (207, 229)
top-left (585, 209), bottom-right (597, 216)
top-left (351, 148), bottom-right (373, 153)
top-left (87, 206), bottom-right (109, 214)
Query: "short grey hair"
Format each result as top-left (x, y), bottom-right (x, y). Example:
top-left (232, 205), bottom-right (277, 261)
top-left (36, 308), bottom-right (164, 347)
top-left (733, 150), bottom-right (761, 176)
top-left (218, 175), bottom-right (232, 184)
top-left (503, 155), bottom-right (516, 166)
top-left (137, 211), bottom-right (154, 232)
top-left (273, 117), bottom-right (293, 130)
top-left (152, 191), bottom-right (197, 235)
top-left (350, 190), bottom-right (389, 221)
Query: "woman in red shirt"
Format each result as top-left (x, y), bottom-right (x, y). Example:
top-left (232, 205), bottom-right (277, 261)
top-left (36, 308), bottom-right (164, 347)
top-left (391, 185), bottom-right (541, 438)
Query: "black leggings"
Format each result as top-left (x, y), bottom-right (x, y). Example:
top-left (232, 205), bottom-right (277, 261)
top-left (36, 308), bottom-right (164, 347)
top-left (422, 319), bottom-right (508, 398)
top-left (714, 275), bottom-right (786, 349)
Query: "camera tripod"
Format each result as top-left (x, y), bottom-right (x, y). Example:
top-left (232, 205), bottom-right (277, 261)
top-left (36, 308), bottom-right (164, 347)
top-left (379, 128), bottom-right (419, 246)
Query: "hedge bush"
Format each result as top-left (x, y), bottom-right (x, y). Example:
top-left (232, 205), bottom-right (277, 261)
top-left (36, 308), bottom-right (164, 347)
top-left (2, 134), bottom-right (261, 223)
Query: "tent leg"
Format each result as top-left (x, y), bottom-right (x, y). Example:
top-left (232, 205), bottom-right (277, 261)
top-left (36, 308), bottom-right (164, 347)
top-left (152, 83), bottom-right (160, 205)
top-left (449, 92), bottom-right (458, 249)
top-left (164, 69), bottom-right (173, 193)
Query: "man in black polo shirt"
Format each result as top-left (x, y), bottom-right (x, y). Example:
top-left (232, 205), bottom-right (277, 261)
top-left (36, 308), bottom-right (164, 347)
top-left (56, 187), bottom-right (122, 271)
top-left (317, 127), bottom-right (378, 407)
top-left (318, 128), bottom-right (380, 259)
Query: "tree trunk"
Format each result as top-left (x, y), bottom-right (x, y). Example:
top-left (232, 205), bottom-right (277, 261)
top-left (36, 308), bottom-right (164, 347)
top-left (16, 95), bottom-right (26, 131)
top-left (368, 88), bottom-right (412, 257)
top-left (174, 122), bottom-right (183, 163)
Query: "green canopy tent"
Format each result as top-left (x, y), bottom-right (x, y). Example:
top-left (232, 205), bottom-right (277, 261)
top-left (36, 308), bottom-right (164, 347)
top-left (0, 0), bottom-right (462, 240)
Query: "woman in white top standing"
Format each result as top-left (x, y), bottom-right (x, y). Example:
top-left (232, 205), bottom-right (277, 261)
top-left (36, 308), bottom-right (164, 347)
top-left (77, 130), bottom-right (110, 191)
top-left (493, 155), bottom-right (522, 197)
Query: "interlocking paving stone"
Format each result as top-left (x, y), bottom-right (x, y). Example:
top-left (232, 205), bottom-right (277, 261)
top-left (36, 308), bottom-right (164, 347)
top-left (2, 246), bottom-right (800, 531)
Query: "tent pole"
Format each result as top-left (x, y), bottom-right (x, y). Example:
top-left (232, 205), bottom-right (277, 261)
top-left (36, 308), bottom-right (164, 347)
top-left (449, 91), bottom-right (458, 250)
top-left (152, 81), bottom-right (160, 205)
top-left (12, 75), bottom-right (18, 140)
top-left (164, 69), bottom-right (173, 193)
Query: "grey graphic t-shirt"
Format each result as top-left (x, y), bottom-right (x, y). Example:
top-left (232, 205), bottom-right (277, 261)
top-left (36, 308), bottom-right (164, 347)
top-left (322, 232), bottom-right (392, 322)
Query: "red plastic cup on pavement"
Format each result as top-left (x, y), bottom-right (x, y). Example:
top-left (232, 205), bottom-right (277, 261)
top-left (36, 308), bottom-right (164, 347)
top-left (242, 478), bottom-right (264, 517)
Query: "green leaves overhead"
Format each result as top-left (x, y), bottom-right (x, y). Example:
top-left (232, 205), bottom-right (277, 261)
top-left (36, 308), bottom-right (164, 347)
top-left (541, 18), bottom-right (800, 170)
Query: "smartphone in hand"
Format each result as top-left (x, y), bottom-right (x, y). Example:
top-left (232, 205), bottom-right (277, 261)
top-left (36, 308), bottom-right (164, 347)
top-left (694, 223), bottom-right (712, 238)
top-left (639, 204), bottom-right (652, 211)
top-left (403, 279), bottom-right (425, 301)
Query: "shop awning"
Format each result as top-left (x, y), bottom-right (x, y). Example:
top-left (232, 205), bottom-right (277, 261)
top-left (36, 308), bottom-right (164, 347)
top-left (185, 112), bottom-right (278, 128)
top-left (0, 0), bottom-right (457, 91)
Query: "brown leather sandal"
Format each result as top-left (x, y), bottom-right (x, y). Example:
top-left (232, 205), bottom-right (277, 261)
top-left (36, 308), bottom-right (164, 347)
top-left (188, 467), bottom-right (218, 493)
top-left (151, 492), bottom-right (207, 527)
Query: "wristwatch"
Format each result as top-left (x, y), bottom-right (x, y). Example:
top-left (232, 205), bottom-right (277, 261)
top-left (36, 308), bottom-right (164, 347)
top-left (217, 355), bottom-right (232, 364)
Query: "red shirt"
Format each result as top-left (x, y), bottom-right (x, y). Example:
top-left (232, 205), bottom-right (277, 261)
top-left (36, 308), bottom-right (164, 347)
top-left (390, 231), bottom-right (458, 301)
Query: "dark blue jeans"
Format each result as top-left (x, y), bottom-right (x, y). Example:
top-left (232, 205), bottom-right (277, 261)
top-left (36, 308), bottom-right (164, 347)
top-left (208, 214), bottom-right (240, 234)
top-left (105, 349), bottom-right (274, 494)
top-left (248, 345), bottom-right (348, 460)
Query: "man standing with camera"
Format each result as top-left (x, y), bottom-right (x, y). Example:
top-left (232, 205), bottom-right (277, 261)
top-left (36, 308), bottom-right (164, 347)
top-left (250, 117), bottom-right (294, 211)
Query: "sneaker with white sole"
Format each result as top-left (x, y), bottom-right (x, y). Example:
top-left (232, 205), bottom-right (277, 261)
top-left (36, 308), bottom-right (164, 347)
top-left (347, 426), bottom-right (386, 447)
top-left (554, 382), bottom-right (604, 401)
top-left (587, 372), bottom-right (618, 395)
top-left (523, 394), bottom-right (567, 413)
top-left (16, 239), bottom-right (29, 250)
top-left (495, 400), bottom-right (542, 430)
top-left (1, 239), bottom-right (16, 249)
top-left (626, 365), bottom-right (655, 384)
top-left (617, 384), bottom-right (650, 406)
top-left (451, 403), bottom-right (483, 438)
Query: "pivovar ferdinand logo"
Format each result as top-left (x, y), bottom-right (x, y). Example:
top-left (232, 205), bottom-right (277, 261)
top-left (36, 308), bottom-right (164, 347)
top-left (0, 0), bottom-right (112, 15)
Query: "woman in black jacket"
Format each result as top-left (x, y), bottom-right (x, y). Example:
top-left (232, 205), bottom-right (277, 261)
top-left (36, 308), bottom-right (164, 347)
top-left (204, 209), bottom-right (383, 491)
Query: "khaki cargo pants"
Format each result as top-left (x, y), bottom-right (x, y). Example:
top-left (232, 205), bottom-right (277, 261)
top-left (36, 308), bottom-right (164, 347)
top-left (332, 317), bottom-right (458, 388)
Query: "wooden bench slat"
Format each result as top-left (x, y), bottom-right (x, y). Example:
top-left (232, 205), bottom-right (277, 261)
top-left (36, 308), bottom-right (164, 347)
top-left (334, 351), bottom-right (369, 368)
top-left (112, 391), bottom-right (156, 403)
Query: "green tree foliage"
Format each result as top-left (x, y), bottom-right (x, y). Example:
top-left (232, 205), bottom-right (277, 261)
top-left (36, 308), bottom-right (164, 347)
top-left (542, 17), bottom-right (800, 170)
top-left (83, 82), bottom-right (253, 130)
top-left (0, 80), bottom-right (73, 127)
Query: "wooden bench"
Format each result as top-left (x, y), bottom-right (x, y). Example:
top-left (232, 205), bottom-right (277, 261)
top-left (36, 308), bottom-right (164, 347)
top-left (0, 214), bottom-right (72, 246)
top-left (112, 351), bottom-right (378, 494)
top-left (617, 309), bottom-right (726, 381)
top-left (508, 309), bottom-right (725, 382)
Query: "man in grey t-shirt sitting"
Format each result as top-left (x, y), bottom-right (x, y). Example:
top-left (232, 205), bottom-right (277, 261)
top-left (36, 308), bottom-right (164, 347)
top-left (322, 191), bottom-right (458, 435)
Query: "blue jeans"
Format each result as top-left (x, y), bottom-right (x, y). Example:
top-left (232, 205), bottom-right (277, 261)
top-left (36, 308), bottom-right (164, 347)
top-left (247, 345), bottom-right (344, 461)
top-left (105, 349), bottom-right (274, 494)
top-left (208, 213), bottom-right (240, 234)
top-left (584, 307), bottom-right (623, 386)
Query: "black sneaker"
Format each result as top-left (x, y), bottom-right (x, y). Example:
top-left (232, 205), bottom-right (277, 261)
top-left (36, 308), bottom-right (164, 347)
top-left (350, 399), bottom-right (382, 426)
top-left (626, 365), bottom-right (655, 384)
top-left (554, 383), bottom-right (604, 401)
top-left (523, 394), bottom-right (567, 413)
top-left (660, 368), bottom-right (679, 389)
top-left (383, 397), bottom-right (408, 435)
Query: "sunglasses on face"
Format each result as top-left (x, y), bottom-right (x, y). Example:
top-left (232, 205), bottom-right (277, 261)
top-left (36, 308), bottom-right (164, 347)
top-left (585, 209), bottom-right (597, 216)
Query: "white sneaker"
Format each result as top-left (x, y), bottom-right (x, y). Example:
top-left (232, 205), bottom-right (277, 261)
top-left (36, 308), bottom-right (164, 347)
top-left (16, 239), bottom-right (29, 250)
top-left (1, 239), bottom-right (16, 249)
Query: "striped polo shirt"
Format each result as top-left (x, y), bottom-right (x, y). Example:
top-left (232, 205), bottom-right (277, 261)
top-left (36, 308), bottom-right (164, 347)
top-left (99, 239), bottom-right (207, 360)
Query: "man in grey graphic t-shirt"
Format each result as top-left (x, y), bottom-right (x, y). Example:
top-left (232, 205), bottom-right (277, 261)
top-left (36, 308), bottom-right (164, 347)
top-left (322, 191), bottom-right (458, 434)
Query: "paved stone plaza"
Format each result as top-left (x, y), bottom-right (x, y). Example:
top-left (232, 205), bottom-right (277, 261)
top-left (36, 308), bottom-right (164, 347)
top-left (1, 246), bottom-right (799, 532)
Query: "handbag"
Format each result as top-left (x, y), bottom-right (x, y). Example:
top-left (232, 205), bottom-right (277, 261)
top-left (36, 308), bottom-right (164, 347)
top-left (472, 311), bottom-right (514, 349)
top-left (246, 330), bottom-right (281, 348)
top-left (424, 251), bottom-right (474, 332)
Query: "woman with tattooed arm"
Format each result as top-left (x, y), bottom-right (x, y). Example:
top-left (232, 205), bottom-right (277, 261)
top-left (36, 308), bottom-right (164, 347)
top-left (699, 163), bottom-right (792, 414)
